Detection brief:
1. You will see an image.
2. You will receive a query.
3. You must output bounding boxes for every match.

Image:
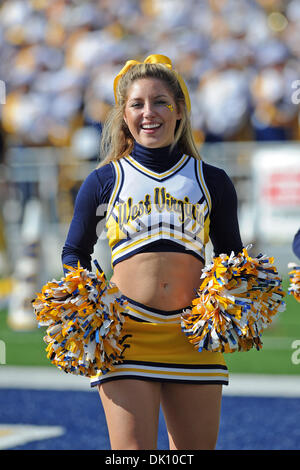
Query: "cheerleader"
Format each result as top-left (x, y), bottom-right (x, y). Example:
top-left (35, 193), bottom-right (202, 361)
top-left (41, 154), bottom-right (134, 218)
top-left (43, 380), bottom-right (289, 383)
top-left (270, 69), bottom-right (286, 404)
top-left (293, 229), bottom-right (300, 259)
top-left (289, 229), bottom-right (300, 302)
top-left (34, 55), bottom-right (285, 450)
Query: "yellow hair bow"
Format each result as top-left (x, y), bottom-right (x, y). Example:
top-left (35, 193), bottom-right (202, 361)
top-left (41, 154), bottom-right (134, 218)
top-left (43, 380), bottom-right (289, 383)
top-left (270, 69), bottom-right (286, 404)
top-left (113, 54), bottom-right (191, 112)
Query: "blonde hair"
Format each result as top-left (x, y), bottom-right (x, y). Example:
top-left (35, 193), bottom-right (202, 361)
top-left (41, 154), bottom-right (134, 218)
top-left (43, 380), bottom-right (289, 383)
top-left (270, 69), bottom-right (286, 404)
top-left (97, 62), bottom-right (200, 168)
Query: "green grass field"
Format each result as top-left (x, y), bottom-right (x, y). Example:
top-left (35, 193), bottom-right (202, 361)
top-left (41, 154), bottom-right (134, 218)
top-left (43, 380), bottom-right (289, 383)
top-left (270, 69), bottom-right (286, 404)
top-left (0, 279), bottom-right (299, 375)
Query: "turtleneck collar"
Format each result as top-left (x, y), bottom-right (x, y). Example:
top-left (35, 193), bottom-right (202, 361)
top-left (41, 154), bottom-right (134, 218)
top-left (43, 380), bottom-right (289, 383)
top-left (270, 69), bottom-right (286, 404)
top-left (130, 141), bottom-right (182, 174)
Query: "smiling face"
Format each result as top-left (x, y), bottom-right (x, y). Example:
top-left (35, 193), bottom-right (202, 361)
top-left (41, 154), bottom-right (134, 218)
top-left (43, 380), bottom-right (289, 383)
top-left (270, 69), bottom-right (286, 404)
top-left (123, 78), bottom-right (182, 148)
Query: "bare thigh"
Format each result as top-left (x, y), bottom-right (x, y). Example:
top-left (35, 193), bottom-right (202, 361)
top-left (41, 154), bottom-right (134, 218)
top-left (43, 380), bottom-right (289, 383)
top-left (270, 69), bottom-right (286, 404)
top-left (161, 382), bottom-right (223, 450)
top-left (98, 379), bottom-right (162, 450)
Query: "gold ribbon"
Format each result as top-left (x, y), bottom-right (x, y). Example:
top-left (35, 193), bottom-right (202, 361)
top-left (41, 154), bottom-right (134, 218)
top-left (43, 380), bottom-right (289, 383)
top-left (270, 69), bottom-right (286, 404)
top-left (113, 54), bottom-right (191, 112)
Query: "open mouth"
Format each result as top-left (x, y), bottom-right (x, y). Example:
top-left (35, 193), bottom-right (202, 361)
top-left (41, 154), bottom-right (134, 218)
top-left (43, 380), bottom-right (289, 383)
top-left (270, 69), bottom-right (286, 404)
top-left (141, 123), bottom-right (162, 131)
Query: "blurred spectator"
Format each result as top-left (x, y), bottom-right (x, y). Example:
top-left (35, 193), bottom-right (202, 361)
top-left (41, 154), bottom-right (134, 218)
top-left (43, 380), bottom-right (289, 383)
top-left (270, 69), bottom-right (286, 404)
top-left (0, 0), bottom-right (299, 150)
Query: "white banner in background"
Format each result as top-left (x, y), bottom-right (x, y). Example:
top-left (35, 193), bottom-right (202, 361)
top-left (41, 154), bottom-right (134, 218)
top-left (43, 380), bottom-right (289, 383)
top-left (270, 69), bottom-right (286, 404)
top-left (252, 145), bottom-right (300, 243)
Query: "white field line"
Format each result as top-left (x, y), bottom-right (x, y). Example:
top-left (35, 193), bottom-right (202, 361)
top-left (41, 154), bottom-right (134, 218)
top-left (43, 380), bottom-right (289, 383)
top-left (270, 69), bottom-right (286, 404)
top-left (0, 424), bottom-right (64, 450)
top-left (0, 366), bottom-right (92, 391)
top-left (0, 366), bottom-right (300, 397)
top-left (222, 373), bottom-right (300, 398)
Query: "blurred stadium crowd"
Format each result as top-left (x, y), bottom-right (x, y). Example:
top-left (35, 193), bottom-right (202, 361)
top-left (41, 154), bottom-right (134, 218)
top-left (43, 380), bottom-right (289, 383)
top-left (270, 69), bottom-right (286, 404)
top-left (0, 0), bottom-right (300, 160)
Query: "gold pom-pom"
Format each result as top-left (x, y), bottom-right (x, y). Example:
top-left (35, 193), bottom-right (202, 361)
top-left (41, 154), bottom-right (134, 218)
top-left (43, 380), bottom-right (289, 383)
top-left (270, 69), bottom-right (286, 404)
top-left (288, 263), bottom-right (300, 302)
top-left (32, 261), bottom-right (129, 377)
top-left (181, 246), bottom-right (286, 353)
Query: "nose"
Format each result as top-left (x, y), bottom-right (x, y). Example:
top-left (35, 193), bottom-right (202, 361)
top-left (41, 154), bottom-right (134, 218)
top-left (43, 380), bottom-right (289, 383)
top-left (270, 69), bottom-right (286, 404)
top-left (143, 101), bottom-right (156, 117)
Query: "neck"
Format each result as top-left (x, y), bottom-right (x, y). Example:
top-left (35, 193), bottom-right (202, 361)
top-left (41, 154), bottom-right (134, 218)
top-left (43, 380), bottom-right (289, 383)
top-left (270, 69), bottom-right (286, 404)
top-left (131, 141), bottom-right (182, 173)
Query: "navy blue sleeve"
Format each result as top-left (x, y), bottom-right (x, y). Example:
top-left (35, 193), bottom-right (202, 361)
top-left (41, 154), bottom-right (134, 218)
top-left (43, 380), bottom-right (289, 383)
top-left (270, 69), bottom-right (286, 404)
top-left (202, 162), bottom-right (243, 256)
top-left (61, 164), bottom-right (115, 274)
top-left (293, 229), bottom-right (300, 260)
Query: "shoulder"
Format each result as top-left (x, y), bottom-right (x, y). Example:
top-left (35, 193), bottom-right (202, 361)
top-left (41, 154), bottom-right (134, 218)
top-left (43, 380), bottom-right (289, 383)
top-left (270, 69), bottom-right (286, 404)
top-left (94, 161), bottom-right (115, 181)
top-left (294, 229), bottom-right (300, 241)
top-left (201, 160), bottom-right (229, 180)
top-left (188, 156), bottom-right (227, 178)
top-left (75, 162), bottom-right (115, 205)
top-left (200, 160), bottom-right (238, 209)
top-left (201, 160), bottom-right (235, 188)
top-left (198, 160), bottom-right (233, 192)
top-left (79, 163), bottom-right (114, 192)
top-left (293, 229), bottom-right (300, 258)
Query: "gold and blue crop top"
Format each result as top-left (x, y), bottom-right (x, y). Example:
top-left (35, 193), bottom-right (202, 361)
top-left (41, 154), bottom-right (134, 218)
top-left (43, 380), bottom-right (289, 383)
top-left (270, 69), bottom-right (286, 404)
top-left (62, 142), bottom-right (243, 273)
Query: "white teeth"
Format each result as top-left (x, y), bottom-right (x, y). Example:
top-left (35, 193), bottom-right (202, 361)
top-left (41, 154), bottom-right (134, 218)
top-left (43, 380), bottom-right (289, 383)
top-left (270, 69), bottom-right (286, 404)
top-left (141, 123), bottom-right (161, 129)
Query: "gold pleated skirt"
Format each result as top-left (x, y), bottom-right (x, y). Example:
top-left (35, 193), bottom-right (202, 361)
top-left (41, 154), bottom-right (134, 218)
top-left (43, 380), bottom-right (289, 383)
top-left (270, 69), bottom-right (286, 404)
top-left (90, 296), bottom-right (229, 387)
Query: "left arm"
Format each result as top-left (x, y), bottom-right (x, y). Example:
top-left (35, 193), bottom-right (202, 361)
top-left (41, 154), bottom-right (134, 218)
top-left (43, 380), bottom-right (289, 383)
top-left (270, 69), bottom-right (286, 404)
top-left (202, 162), bottom-right (243, 257)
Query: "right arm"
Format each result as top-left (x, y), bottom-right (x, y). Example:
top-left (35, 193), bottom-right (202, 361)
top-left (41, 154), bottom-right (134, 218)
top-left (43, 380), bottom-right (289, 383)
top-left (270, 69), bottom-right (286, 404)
top-left (202, 162), bottom-right (243, 257)
top-left (61, 164), bottom-right (115, 274)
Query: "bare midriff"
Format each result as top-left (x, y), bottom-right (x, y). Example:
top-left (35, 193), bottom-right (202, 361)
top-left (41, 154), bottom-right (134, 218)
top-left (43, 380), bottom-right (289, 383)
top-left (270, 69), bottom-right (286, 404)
top-left (110, 252), bottom-right (204, 311)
